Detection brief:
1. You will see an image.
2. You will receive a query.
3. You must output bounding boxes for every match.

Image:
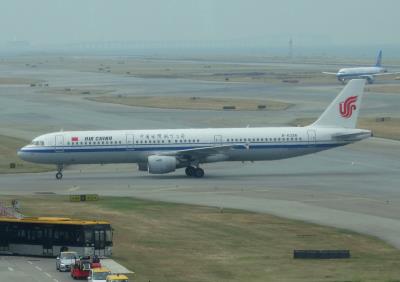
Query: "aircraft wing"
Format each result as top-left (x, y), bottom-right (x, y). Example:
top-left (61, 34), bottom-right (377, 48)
top-left (372, 72), bottom-right (400, 76)
top-left (162, 144), bottom-right (237, 161)
top-left (322, 72), bottom-right (337, 75)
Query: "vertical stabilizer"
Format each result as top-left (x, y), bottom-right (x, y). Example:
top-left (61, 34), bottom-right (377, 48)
top-left (310, 79), bottom-right (365, 128)
top-left (375, 50), bottom-right (382, 67)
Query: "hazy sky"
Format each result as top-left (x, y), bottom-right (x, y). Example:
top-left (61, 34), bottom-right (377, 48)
top-left (1, 0), bottom-right (399, 47)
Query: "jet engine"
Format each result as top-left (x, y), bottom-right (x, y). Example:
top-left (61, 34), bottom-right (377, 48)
top-left (147, 155), bottom-right (177, 174)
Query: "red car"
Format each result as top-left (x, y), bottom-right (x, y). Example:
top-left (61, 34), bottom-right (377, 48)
top-left (70, 257), bottom-right (102, 280)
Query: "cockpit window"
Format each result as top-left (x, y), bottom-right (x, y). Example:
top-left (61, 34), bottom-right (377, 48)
top-left (31, 140), bottom-right (44, 146)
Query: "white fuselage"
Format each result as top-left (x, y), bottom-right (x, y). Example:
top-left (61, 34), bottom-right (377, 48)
top-left (18, 126), bottom-right (369, 166)
top-left (336, 66), bottom-right (386, 81)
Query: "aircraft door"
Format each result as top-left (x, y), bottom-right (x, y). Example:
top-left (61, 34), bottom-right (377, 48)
top-left (214, 135), bottom-right (223, 146)
top-left (55, 135), bottom-right (64, 152)
top-left (307, 130), bottom-right (316, 143)
top-left (126, 134), bottom-right (135, 151)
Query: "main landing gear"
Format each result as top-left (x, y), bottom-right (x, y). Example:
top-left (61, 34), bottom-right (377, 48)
top-left (56, 164), bottom-right (63, 180)
top-left (185, 166), bottom-right (205, 178)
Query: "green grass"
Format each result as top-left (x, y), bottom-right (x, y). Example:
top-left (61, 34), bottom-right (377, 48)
top-left (4, 195), bottom-right (400, 282)
top-left (87, 96), bottom-right (293, 111)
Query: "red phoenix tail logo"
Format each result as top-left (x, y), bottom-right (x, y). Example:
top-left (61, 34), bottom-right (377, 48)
top-left (339, 96), bottom-right (358, 118)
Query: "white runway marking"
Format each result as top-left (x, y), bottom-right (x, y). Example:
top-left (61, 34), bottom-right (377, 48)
top-left (45, 272), bottom-right (52, 278)
top-left (27, 261), bottom-right (33, 265)
top-left (8, 267), bottom-right (14, 271)
top-left (53, 279), bottom-right (59, 282)
top-left (35, 266), bottom-right (42, 271)
top-left (68, 185), bottom-right (80, 192)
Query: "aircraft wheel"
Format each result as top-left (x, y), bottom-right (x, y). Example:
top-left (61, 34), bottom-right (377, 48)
top-left (185, 166), bottom-right (196, 177)
top-left (194, 167), bottom-right (204, 178)
top-left (56, 172), bottom-right (63, 180)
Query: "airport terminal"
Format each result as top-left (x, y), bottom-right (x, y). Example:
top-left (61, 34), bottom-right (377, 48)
top-left (1, 1), bottom-right (400, 281)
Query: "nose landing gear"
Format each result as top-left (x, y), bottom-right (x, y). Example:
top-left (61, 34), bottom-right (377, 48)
top-left (56, 164), bottom-right (63, 180)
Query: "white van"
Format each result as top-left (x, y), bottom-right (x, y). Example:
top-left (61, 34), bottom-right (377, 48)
top-left (88, 267), bottom-right (111, 282)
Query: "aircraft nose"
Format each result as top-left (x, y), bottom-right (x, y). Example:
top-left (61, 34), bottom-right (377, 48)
top-left (17, 147), bottom-right (28, 161)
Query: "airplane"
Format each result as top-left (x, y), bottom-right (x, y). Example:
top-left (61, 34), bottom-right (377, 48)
top-left (323, 50), bottom-right (399, 84)
top-left (18, 79), bottom-right (371, 179)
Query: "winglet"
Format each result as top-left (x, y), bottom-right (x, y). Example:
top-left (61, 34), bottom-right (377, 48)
top-left (310, 79), bottom-right (366, 129)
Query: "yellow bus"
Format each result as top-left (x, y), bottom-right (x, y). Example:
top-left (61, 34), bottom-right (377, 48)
top-left (0, 216), bottom-right (112, 257)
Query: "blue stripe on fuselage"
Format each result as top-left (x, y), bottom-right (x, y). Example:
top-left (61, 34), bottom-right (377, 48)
top-left (19, 142), bottom-right (343, 154)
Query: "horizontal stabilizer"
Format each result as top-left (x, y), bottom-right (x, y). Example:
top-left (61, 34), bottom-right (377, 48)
top-left (332, 130), bottom-right (371, 141)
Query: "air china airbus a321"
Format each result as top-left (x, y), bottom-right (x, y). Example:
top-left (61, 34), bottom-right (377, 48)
top-left (18, 79), bottom-right (371, 179)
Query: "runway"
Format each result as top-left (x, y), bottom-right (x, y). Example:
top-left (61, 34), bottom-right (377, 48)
top-left (1, 57), bottom-right (400, 250)
top-left (1, 137), bottom-right (400, 248)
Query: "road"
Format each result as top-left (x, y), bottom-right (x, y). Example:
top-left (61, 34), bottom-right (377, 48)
top-left (0, 256), bottom-right (69, 282)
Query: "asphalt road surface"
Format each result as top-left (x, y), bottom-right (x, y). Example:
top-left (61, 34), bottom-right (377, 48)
top-left (1, 137), bottom-right (399, 248)
top-left (0, 256), bottom-right (70, 282)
